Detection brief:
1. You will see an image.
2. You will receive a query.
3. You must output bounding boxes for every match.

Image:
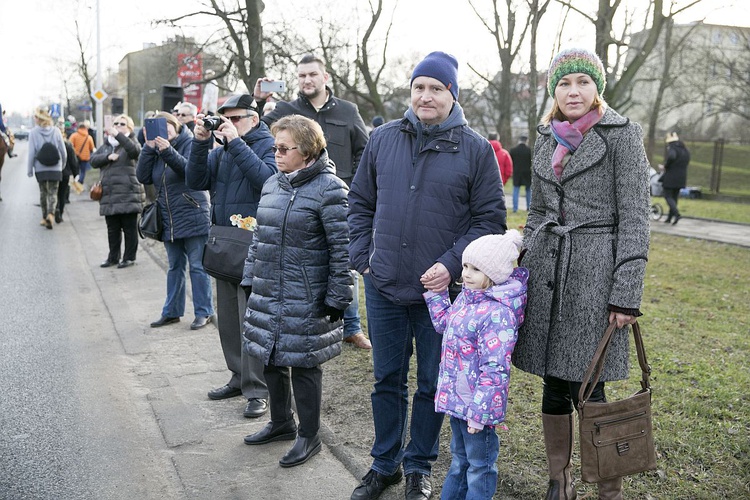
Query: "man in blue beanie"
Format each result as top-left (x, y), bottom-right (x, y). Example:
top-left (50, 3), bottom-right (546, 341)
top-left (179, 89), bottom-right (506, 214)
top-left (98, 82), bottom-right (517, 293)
top-left (348, 51), bottom-right (507, 500)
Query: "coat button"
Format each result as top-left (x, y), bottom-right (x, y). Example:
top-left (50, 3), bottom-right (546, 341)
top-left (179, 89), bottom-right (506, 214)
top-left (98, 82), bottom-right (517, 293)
top-left (402, 243), bottom-right (407, 248)
top-left (546, 280), bottom-right (554, 290)
top-left (549, 249), bottom-right (557, 257)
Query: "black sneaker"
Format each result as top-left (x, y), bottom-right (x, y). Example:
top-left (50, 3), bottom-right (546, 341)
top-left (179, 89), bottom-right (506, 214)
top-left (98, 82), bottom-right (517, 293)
top-left (405, 472), bottom-right (432, 500)
top-left (350, 468), bottom-right (403, 500)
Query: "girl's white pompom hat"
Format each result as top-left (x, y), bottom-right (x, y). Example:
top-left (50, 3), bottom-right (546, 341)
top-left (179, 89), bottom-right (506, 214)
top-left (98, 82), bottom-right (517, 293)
top-left (462, 229), bottom-right (523, 285)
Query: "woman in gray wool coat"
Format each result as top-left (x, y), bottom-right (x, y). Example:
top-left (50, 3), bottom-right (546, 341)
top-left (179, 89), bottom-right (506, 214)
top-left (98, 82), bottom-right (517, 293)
top-left (241, 115), bottom-right (353, 468)
top-left (511, 48), bottom-right (650, 500)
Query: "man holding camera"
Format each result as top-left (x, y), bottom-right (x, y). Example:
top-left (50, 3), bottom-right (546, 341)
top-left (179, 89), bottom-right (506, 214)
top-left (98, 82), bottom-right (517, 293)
top-left (253, 53), bottom-right (371, 350)
top-left (186, 94), bottom-right (276, 419)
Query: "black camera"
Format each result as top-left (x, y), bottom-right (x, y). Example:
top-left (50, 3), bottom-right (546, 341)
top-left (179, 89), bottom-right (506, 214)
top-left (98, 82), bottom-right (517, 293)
top-left (202, 116), bottom-right (222, 131)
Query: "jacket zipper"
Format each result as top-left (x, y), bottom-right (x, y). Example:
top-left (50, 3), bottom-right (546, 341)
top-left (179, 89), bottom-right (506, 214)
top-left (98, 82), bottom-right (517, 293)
top-left (275, 189), bottom-right (297, 344)
top-left (161, 169), bottom-right (173, 241)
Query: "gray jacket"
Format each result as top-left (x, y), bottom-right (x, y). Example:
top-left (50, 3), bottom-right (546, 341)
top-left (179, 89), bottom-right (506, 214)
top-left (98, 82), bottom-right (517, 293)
top-left (27, 126), bottom-right (66, 182)
top-left (512, 107), bottom-right (650, 382)
top-left (242, 151), bottom-right (353, 368)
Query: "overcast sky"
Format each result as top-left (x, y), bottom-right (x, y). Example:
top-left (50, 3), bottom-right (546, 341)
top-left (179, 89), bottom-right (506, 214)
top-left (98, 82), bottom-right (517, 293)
top-left (1, 0), bottom-right (746, 116)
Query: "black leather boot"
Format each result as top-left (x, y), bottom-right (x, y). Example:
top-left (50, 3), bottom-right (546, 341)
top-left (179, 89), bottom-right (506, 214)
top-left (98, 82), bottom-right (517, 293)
top-left (278, 434), bottom-right (321, 467)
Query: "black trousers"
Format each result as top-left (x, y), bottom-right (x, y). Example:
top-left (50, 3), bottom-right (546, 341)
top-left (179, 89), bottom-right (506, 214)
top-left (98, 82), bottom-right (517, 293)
top-left (264, 360), bottom-right (322, 438)
top-left (57, 181), bottom-right (70, 215)
top-left (542, 375), bottom-right (606, 415)
top-left (105, 213), bottom-right (139, 263)
top-left (663, 187), bottom-right (681, 219)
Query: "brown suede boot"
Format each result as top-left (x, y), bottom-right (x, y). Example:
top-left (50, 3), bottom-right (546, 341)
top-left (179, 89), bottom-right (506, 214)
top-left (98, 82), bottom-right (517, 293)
top-left (597, 477), bottom-right (623, 500)
top-left (543, 413), bottom-right (577, 500)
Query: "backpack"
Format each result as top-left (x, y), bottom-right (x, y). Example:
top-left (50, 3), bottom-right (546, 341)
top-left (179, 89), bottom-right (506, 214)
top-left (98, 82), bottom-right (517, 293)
top-left (36, 140), bottom-right (61, 166)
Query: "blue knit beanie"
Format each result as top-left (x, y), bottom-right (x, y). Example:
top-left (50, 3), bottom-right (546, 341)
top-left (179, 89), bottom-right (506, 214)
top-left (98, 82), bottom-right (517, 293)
top-left (411, 51), bottom-right (460, 101)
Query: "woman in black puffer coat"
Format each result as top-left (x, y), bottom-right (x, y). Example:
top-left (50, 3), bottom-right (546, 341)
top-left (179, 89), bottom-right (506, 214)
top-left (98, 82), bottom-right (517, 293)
top-left (91, 114), bottom-right (144, 268)
top-left (136, 112), bottom-right (213, 330)
top-left (241, 115), bottom-right (352, 468)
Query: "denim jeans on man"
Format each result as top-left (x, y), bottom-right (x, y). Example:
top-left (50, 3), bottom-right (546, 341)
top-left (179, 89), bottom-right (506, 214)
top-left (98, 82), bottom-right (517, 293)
top-left (162, 234), bottom-right (214, 318)
top-left (78, 160), bottom-right (91, 184)
top-left (512, 184), bottom-right (531, 212)
top-left (343, 271), bottom-right (361, 338)
top-left (363, 274), bottom-right (444, 477)
top-left (440, 417), bottom-right (499, 500)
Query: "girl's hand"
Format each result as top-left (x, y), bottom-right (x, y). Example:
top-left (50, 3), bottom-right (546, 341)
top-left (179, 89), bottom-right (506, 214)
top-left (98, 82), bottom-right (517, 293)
top-left (609, 311), bottom-right (636, 329)
top-left (467, 424), bottom-right (481, 434)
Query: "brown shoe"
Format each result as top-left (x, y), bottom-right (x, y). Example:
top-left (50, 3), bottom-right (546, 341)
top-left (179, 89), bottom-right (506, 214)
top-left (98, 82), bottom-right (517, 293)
top-left (45, 213), bottom-right (54, 229)
top-left (344, 332), bottom-right (372, 350)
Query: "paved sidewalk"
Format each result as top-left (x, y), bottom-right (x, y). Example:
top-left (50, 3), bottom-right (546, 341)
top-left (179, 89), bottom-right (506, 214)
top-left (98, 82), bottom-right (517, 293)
top-left (65, 196), bottom-right (366, 500)
top-left (506, 194), bottom-right (750, 248)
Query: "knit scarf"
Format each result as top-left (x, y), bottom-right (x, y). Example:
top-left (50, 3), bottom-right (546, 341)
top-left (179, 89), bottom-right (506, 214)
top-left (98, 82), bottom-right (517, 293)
top-left (550, 108), bottom-right (603, 179)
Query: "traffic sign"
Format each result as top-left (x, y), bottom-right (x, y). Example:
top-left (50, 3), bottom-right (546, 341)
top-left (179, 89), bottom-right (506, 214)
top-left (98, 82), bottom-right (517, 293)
top-left (50, 103), bottom-right (61, 118)
top-left (91, 89), bottom-right (108, 103)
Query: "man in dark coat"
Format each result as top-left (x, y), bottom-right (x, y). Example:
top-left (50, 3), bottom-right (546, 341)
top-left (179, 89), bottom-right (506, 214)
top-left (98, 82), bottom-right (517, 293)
top-left (510, 135), bottom-right (532, 212)
top-left (186, 94), bottom-right (277, 419)
top-left (348, 51), bottom-right (506, 500)
top-left (661, 132), bottom-right (689, 224)
top-left (253, 54), bottom-right (372, 350)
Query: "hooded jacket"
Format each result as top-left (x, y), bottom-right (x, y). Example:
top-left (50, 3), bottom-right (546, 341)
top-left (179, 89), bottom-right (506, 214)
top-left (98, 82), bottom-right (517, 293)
top-left (186, 122), bottom-right (277, 225)
top-left (136, 126), bottom-right (210, 241)
top-left (260, 86), bottom-right (368, 185)
top-left (490, 139), bottom-right (512, 185)
top-left (27, 125), bottom-right (66, 182)
top-left (242, 151), bottom-right (353, 368)
top-left (348, 103), bottom-right (507, 305)
top-left (90, 131), bottom-right (144, 216)
top-left (424, 268), bottom-right (528, 428)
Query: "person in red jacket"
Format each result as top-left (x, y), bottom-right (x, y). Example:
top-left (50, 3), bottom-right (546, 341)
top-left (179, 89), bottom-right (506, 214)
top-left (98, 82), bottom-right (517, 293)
top-left (488, 132), bottom-right (512, 185)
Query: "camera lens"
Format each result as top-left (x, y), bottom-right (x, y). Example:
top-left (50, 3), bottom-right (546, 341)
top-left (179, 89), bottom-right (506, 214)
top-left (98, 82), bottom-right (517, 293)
top-left (203, 116), bottom-right (221, 131)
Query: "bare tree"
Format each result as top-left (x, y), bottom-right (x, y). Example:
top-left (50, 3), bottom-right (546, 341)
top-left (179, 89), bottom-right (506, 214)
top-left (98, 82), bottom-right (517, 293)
top-left (525, 0), bottom-right (553, 145)
top-left (73, 20), bottom-right (97, 119)
top-left (467, 0), bottom-right (532, 143)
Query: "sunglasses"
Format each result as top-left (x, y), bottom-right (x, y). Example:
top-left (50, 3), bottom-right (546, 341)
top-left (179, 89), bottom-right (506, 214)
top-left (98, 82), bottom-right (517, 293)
top-left (272, 145), bottom-right (299, 155)
top-left (223, 114), bottom-right (253, 123)
top-left (114, 122), bottom-right (128, 126)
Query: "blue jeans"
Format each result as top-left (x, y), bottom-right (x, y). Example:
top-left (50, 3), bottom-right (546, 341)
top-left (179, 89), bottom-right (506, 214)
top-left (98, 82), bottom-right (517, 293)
top-left (343, 271), bottom-right (362, 338)
top-left (440, 417), bottom-right (499, 500)
top-left (512, 184), bottom-right (531, 212)
top-left (363, 274), bottom-right (444, 476)
top-left (163, 235), bottom-right (214, 318)
top-left (78, 160), bottom-right (91, 184)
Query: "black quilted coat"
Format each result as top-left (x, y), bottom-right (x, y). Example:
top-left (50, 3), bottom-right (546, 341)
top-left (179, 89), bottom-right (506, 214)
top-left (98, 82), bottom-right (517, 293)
top-left (242, 151), bottom-right (353, 368)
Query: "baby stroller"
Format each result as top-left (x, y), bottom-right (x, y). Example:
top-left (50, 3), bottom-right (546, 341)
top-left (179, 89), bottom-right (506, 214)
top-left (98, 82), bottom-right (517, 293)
top-left (649, 167), bottom-right (664, 221)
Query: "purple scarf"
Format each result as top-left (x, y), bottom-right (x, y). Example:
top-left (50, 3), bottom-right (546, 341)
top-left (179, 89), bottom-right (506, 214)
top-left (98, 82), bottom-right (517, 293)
top-left (550, 108), bottom-right (604, 179)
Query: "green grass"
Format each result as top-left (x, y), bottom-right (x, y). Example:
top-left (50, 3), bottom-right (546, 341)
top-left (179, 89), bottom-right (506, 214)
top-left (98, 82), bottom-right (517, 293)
top-left (347, 215), bottom-right (750, 499)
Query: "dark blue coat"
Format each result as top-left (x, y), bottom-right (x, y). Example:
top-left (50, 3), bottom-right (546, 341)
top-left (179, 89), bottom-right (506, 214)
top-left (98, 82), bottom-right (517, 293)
top-left (136, 126), bottom-right (210, 241)
top-left (348, 104), bottom-right (507, 305)
top-left (242, 151), bottom-right (353, 368)
top-left (185, 122), bottom-right (277, 225)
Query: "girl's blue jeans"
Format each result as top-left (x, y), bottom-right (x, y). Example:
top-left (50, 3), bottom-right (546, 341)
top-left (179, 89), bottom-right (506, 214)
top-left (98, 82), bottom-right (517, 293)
top-left (440, 416), bottom-right (499, 500)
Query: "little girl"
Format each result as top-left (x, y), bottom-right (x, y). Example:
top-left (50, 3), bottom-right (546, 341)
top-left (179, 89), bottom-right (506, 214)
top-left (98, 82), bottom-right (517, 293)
top-left (424, 230), bottom-right (528, 500)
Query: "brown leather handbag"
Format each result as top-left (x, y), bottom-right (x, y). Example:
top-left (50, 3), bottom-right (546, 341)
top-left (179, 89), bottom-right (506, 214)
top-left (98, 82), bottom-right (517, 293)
top-left (89, 181), bottom-right (102, 201)
top-left (577, 321), bottom-right (657, 483)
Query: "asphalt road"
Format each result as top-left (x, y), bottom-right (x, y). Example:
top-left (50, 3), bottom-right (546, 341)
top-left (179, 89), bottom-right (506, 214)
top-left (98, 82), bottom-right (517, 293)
top-left (0, 141), bottom-right (361, 500)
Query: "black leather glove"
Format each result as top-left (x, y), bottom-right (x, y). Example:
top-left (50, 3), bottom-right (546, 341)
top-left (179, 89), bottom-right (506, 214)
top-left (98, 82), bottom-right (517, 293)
top-left (324, 305), bottom-right (345, 323)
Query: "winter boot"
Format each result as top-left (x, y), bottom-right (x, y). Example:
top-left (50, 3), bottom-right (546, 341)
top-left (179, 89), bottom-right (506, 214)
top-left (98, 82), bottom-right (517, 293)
top-left (543, 413), bottom-right (577, 500)
top-left (597, 477), bottom-right (623, 500)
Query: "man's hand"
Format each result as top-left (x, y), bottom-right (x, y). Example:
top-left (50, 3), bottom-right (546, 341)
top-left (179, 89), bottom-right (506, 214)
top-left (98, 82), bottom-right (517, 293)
top-left (212, 116), bottom-right (239, 143)
top-left (420, 262), bottom-right (451, 292)
top-left (193, 114), bottom-right (212, 141)
top-left (253, 77), bottom-right (273, 100)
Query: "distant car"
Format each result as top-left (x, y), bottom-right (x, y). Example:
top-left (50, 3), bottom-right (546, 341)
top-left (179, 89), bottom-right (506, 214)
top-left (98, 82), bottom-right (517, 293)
top-left (12, 127), bottom-right (29, 140)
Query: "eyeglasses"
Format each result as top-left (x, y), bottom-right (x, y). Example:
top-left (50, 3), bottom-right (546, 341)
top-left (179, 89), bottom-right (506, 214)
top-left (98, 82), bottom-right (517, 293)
top-left (223, 114), bottom-right (253, 123)
top-left (176, 113), bottom-right (193, 118)
top-left (114, 122), bottom-right (127, 126)
top-left (272, 145), bottom-right (299, 155)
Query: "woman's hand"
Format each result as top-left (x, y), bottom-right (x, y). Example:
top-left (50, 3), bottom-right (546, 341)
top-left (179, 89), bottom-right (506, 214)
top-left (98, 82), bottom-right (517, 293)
top-left (154, 136), bottom-right (170, 151)
top-left (420, 263), bottom-right (451, 292)
top-left (108, 153), bottom-right (119, 162)
top-left (609, 311), bottom-right (636, 329)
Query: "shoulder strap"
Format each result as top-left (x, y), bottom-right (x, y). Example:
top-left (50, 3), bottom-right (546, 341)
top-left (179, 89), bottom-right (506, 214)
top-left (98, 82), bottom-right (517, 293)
top-left (76, 134), bottom-right (87, 155)
top-left (578, 321), bottom-right (651, 407)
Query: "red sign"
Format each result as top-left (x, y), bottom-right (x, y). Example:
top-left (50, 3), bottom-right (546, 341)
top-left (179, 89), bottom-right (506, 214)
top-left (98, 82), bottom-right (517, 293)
top-left (178, 53), bottom-right (203, 108)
